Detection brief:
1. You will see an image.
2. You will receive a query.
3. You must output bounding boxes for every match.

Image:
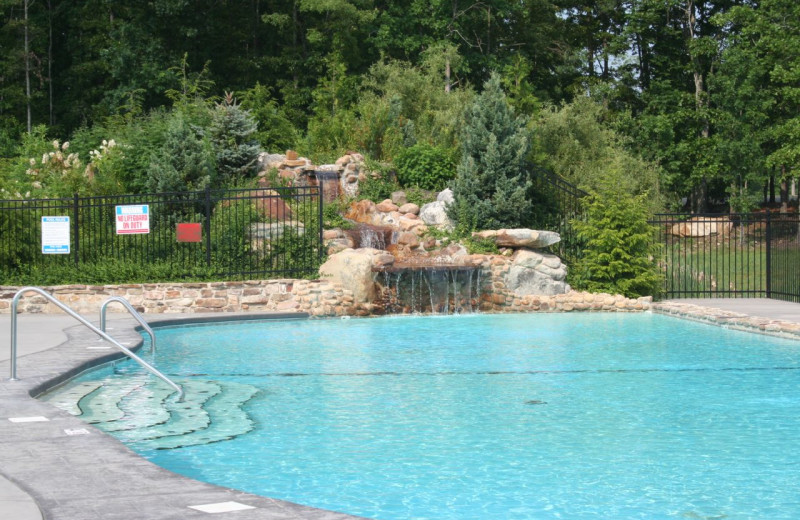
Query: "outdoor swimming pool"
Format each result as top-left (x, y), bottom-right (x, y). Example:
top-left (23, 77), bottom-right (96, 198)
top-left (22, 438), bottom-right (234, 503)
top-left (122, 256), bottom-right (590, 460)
top-left (44, 312), bottom-right (800, 519)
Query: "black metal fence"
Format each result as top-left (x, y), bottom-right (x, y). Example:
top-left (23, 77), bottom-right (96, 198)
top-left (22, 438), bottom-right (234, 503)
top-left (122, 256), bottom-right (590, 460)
top-left (0, 186), bottom-right (323, 282)
top-left (650, 212), bottom-right (800, 302)
top-left (528, 163), bottom-right (588, 262)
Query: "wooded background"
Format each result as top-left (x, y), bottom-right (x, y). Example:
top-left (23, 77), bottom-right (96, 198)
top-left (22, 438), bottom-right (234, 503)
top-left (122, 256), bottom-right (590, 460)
top-left (2, 0), bottom-right (799, 212)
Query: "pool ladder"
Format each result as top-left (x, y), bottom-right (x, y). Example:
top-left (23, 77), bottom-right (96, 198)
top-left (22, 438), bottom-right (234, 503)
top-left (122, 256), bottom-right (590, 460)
top-left (8, 287), bottom-right (183, 400)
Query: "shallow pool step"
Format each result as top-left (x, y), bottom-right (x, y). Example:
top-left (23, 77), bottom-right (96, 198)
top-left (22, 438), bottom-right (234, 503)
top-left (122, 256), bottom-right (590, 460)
top-left (39, 381), bottom-right (104, 416)
top-left (113, 380), bottom-right (221, 442)
top-left (100, 382), bottom-right (177, 432)
top-left (135, 381), bottom-right (259, 450)
top-left (41, 376), bottom-right (259, 450)
top-left (78, 377), bottom-right (148, 424)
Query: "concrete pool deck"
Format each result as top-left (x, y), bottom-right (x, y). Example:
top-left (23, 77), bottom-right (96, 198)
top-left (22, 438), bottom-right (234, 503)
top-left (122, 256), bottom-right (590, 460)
top-left (2, 298), bottom-right (800, 519)
top-left (0, 311), bottom-right (365, 520)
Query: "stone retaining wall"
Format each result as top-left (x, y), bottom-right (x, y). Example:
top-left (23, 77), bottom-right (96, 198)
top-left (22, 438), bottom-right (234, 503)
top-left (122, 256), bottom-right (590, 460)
top-left (0, 281), bottom-right (297, 315)
top-left (0, 280), bottom-right (650, 316)
top-left (482, 289), bottom-right (651, 313)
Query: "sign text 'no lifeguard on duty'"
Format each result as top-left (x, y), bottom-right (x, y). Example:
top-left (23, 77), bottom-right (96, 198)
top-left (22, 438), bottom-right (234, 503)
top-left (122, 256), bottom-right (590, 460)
top-left (115, 204), bottom-right (150, 235)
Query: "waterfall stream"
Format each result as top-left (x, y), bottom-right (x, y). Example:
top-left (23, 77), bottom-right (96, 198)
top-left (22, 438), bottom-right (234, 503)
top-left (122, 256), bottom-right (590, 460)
top-left (377, 266), bottom-right (482, 314)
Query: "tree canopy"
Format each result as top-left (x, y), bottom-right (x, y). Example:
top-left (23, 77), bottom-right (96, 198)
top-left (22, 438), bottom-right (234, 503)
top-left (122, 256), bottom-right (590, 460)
top-left (1, 0), bottom-right (799, 211)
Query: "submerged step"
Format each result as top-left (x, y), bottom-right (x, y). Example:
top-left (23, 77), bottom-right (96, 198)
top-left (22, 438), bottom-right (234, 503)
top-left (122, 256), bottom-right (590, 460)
top-left (138, 381), bottom-right (259, 450)
top-left (78, 377), bottom-right (148, 424)
top-left (39, 381), bottom-right (104, 416)
top-left (101, 382), bottom-right (178, 432)
top-left (114, 380), bottom-right (221, 442)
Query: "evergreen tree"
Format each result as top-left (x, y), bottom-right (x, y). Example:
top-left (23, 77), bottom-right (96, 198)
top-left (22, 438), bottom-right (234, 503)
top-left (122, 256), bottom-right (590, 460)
top-left (147, 114), bottom-right (214, 193)
top-left (209, 92), bottom-right (260, 185)
top-left (448, 73), bottom-right (532, 233)
top-left (570, 184), bottom-right (662, 298)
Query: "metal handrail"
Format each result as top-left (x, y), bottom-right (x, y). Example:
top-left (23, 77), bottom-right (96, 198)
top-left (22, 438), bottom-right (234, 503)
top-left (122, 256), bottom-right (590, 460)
top-left (100, 296), bottom-right (157, 353)
top-left (9, 287), bottom-right (183, 401)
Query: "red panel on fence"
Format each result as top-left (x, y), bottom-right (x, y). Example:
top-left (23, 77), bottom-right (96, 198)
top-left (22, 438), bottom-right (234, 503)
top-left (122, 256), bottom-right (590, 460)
top-left (176, 223), bottom-right (202, 243)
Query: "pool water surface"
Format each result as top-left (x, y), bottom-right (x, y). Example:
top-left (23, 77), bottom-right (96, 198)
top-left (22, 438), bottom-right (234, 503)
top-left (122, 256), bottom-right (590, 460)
top-left (59, 313), bottom-right (800, 519)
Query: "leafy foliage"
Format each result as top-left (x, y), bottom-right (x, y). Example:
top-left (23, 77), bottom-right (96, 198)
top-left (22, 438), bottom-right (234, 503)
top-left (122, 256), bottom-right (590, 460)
top-left (239, 83), bottom-right (298, 153)
top-left (394, 143), bottom-right (455, 190)
top-left (356, 170), bottom-right (400, 203)
top-left (322, 199), bottom-right (354, 230)
top-left (535, 96), bottom-right (664, 213)
top-left (0, 260), bottom-right (219, 285)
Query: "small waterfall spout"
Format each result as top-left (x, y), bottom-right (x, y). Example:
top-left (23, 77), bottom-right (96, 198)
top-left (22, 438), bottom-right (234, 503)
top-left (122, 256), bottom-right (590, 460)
top-left (375, 265), bottom-right (483, 314)
top-left (314, 170), bottom-right (340, 202)
top-left (346, 224), bottom-right (397, 250)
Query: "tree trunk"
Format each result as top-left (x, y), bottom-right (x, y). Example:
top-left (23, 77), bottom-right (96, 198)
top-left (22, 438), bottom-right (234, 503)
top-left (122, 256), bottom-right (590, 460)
top-left (48, 0), bottom-right (54, 126)
top-left (780, 165), bottom-right (789, 212)
top-left (684, 0), bottom-right (709, 213)
top-left (769, 173), bottom-right (775, 204)
top-left (24, 0), bottom-right (31, 133)
top-left (445, 57), bottom-right (451, 93)
top-left (486, 6), bottom-right (490, 55)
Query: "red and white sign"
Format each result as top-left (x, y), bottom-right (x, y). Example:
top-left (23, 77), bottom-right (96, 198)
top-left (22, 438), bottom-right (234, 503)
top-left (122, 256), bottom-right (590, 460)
top-left (115, 205), bottom-right (150, 234)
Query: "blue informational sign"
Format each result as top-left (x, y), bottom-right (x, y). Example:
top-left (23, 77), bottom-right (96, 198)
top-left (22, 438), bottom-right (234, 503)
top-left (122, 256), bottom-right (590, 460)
top-left (41, 216), bottom-right (71, 254)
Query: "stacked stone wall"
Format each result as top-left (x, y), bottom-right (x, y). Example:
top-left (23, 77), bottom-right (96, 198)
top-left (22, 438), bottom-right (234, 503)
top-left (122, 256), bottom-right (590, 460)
top-left (479, 287), bottom-right (651, 313)
top-left (0, 278), bottom-right (650, 317)
top-left (291, 279), bottom-right (374, 317)
top-left (0, 281), bottom-right (297, 315)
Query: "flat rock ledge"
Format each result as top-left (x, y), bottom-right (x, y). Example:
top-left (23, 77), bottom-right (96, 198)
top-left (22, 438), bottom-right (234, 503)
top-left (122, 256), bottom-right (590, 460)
top-left (653, 301), bottom-right (800, 339)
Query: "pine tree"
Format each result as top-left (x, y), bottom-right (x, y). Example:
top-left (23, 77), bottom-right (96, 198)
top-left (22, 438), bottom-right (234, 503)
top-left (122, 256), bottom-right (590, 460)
top-left (208, 92), bottom-right (260, 186)
top-left (147, 114), bottom-right (215, 193)
top-left (570, 185), bottom-right (662, 298)
top-left (448, 73), bottom-right (532, 233)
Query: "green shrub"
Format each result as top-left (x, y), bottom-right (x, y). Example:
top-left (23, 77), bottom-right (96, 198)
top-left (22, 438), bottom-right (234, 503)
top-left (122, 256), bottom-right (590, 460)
top-left (403, 186), bottom-right (437, 207)
top-left (239, 83), bottom-right (299, 153)
top-left (322, 199), bottom-right (354, 229)
top-left (569, 188), bottom-right (662, 298)
top-left (209, 199), bottom-right (263, 271)
top-left (0, 259), bottom-right (219, 285)
top-left (461, 235), bottom-right (500, 255)
top-left (357, 162), bottom-right (400, 202)
top-left (394, 143), bottom-right (456, 190)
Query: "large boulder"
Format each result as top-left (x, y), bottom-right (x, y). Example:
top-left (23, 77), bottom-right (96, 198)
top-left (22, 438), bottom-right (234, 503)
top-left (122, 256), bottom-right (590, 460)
top-left (670, 216), bottom-right (732, 237)
top-left (505, 249), bottom-right (569, 296)
top-left (472, 228), bottom-right (560, 249)
top-left (437, 188), bottom-right (455, 204)
top-left (318, 248), bottom-right (384, 303)
top-left (249, 221), bottom-right (304, 240)
top-left (419, 188), bottom-right (455, 230)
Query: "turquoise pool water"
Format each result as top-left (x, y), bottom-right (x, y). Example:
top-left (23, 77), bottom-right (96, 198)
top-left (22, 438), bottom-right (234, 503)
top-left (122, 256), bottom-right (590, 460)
top-left (71, 313), bottom-right (800, 519)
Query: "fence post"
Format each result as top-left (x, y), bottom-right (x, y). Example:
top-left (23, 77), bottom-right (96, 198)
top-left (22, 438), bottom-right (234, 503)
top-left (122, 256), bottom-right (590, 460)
top-left (204, 187), bottom-right (212, 267)
top-left (318, 186), bottom-right (324, 265)
top-left (765, 210), bottom-right (772, 299)
top-left (73, 192), bottom-right (80, 267)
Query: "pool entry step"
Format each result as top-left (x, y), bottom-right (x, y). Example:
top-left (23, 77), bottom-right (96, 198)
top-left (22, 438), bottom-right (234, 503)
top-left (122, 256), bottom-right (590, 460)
top-left (40, 376), bottom-right (258, 450)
